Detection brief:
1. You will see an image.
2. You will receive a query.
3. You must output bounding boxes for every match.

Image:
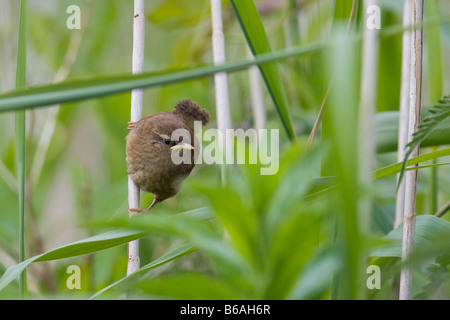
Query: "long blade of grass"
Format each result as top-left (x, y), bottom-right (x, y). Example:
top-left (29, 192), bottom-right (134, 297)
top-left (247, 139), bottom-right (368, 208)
top-left (326, 27), bottom-right (361, 299)
top-left (0, 207), bottom-right (211, 292)
top-left (90, 243), bottom-right (196, 299)
top-left (0, 15), bottom-right (447, 114)
top-left (0, 42), bottom-right (325, 113)
top-left (221, 0), bottom-right (295, 140)
top-left (15, 0), bottom-right (27, 299)
top-left (375, 147), bottom-right (450, 179)
top-left (0, 229), bottom-right (149, 292)
top-left (1, 13), bottom-right (448, 115)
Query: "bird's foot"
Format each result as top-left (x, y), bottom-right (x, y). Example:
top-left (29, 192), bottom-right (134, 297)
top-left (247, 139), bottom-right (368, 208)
top-left (127, 121), bottom-right (136, 131)
top-left (128, 198), bottom-right (158, 216)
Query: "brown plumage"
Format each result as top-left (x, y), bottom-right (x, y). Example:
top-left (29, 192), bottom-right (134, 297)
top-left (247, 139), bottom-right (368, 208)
top-left (126, 99), bottom-right (209, 212)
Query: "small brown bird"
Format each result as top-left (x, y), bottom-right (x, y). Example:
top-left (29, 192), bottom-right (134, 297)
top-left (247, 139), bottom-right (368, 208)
top-left (126, 99), bottom-right (210, 213)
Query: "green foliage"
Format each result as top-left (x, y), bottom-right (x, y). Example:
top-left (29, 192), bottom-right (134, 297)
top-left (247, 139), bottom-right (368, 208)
top-left (1, 0), bottom-right (450, 300)
top-left (230, 0), bottom-right (295, 140)
top-left (414, 254), bottom-right (450, 300)
top-left (0, 228), bottom-right (149, 291)
top-left (371, 215), bottom-right (450, 258)
top-left (398, 95), bottom-right (450, 187)
top-left (375, 107), bottom-right (450, 153)
top-left (375, 148), bottom-right (450, 179)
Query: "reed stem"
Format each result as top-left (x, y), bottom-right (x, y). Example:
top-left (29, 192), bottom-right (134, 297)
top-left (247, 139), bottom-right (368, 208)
top-left (127, 0), bottom-right (145, 276)
top-left (15, 0), bottom-right (27, 299)
top-left (399, 0), bottom-right (424, 300)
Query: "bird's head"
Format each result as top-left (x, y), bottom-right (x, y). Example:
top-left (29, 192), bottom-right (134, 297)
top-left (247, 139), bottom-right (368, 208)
top-left (126, 99), bottom-right (209, 168)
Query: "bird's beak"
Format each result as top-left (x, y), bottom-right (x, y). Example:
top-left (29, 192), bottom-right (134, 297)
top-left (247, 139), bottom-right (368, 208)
top-left (170, 143), bottom-right (194, 150)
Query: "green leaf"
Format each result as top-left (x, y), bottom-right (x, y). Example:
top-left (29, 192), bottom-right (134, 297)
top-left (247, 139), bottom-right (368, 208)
top-left (102, 210), bottom-right (248, 277)
top-left (90, 243), bottom-right (196, 299)
top-left (196, 184), bottom-right (258, 266)
top-left (375, 148), bottom-right (450, 179)
top-left (289, 246), bottom-right (342, 299)
top-left (267, 145), bottom-right (322, 229)
top-left (0, 43), bottom-right (324, 113)
top-left (414, 254), bottom-right (450, 300)
top-left (16, 0), bottom-right (27, 91)
top-left (408, 96), bottom-right (450, 150)
top-left (0, 229), bottom-right (149, 291)
top-left (398, 95), bottom-right (450, 186)
top-left (229, 0), bottom-right (295, 141)
top-left (371, 215), bottom-right (450, 258)
top-left (375, 108), bottom-right (450, 153)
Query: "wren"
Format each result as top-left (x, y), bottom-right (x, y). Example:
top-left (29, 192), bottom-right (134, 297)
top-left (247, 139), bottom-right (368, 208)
top-left (126, 99), bottom-right (210, 213)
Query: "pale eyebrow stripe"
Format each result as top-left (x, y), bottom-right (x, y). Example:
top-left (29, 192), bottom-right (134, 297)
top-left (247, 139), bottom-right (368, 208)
top-left (156, 133), bottom-right (171, 140)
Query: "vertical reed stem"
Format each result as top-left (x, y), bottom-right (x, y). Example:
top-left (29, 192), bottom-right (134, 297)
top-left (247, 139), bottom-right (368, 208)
top-left (15, 0), bottom-right (27, 299)
top-left (210, 0), bottom-right (232, 183)
top-left (246, 46), bottom-right (266, 131)
top-left (358, 0), bottom-right (379, 216)
top-left (395, 0), bottom-right (412, 229)
top-left (399, 0), bottom-right (424, 300)
top-left (357, 0), bottom-right (379, 299)
top-left (127, 0), bottom-right (145, 276)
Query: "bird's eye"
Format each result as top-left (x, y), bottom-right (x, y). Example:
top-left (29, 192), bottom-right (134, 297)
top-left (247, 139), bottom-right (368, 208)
top-left (164, 138), bottom-right (171, 145)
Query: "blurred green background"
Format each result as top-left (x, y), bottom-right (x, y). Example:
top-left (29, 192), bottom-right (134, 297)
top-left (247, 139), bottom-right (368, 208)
top-left (0, 0), bottom-right (450, 299)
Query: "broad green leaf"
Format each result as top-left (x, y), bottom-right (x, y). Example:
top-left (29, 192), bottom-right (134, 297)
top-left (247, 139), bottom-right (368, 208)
top-left (325, 27), bottom-right (361, 299)
top-left (375, 108), bottom-right (450, 153)
top-left (266, 207), bottom-right (323, 299)
top-left (0, 229), bottom-right (149, 291)
top-left (371, 215), bottom-right (450, 258)
top-left (289, 246), bottom-right (342, 299)
top-left (196, 184), bottom-right (258, 266)
top-left (102, 210), bottom-right (248, 277)
top-left (230, 0), bottom-right (295, 140)
top-left (266, 145), bottom-right (322, 229)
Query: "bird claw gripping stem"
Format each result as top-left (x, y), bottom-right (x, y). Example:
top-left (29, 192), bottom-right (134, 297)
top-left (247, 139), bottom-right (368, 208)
top-left (127, 121), bottom-right (136, 131)
top-left (128, 198), bottom-right (158, 215)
